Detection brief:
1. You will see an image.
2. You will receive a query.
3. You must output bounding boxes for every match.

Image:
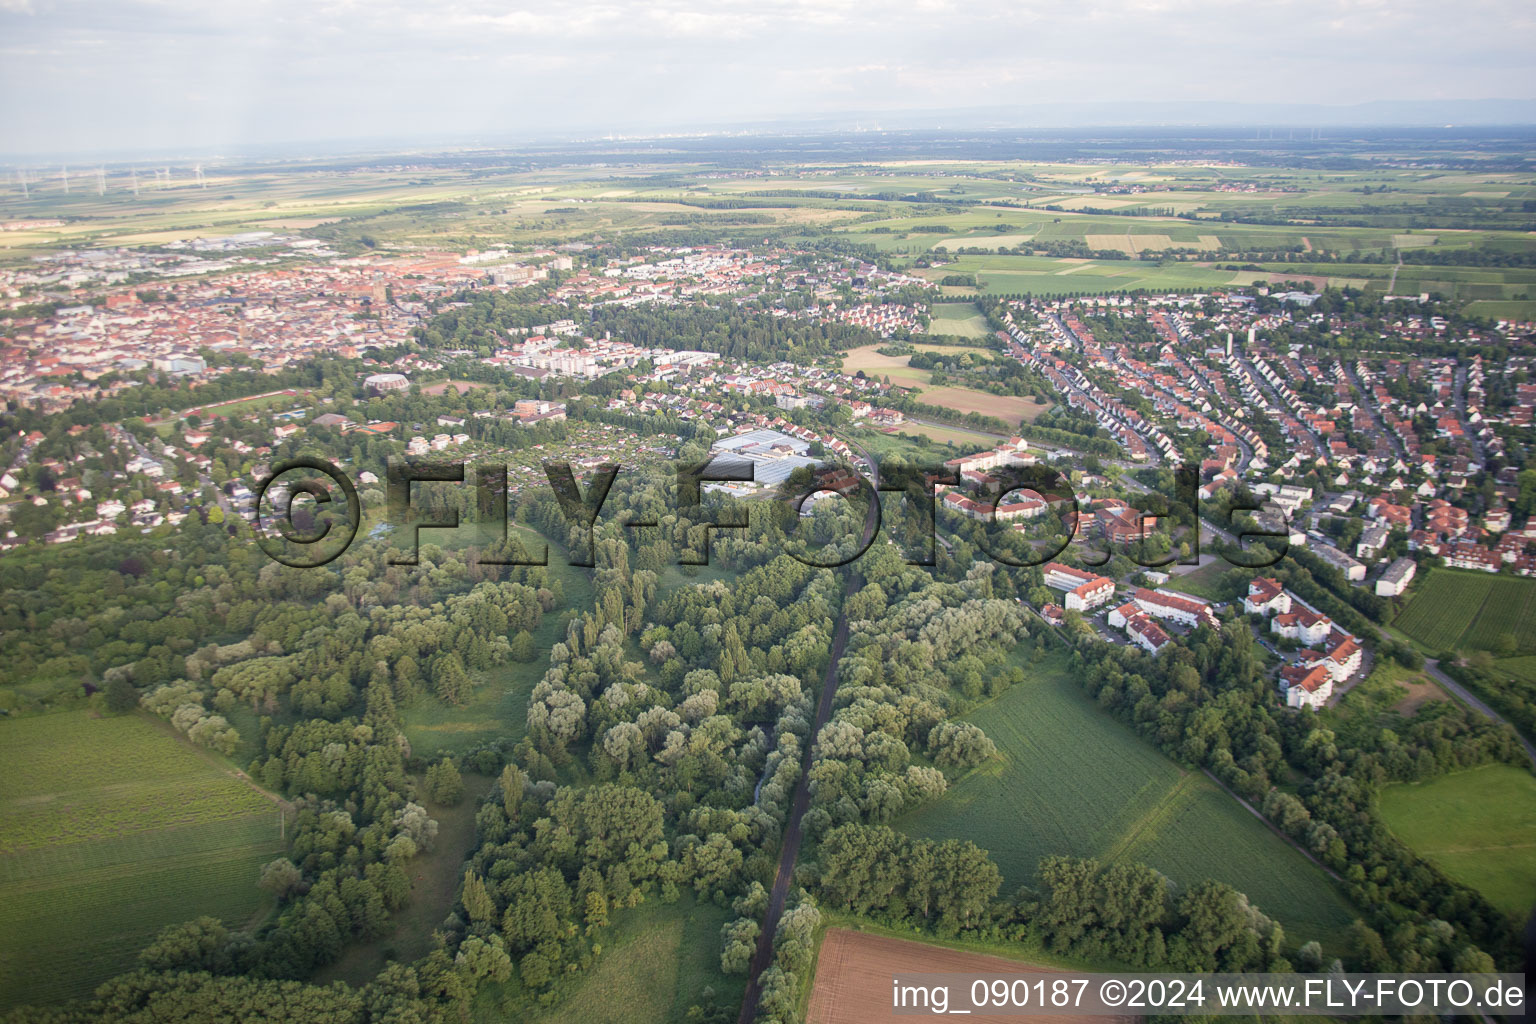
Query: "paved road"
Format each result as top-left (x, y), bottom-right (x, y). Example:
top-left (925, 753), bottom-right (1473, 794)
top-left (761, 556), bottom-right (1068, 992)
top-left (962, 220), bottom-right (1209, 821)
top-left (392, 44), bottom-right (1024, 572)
top-left (1338, 359), bottom-right (1404, 457)
top-left (736, 450), bottom-right (881, 1024)
top-left (123, 426), bottom-right (235, 521)
top-left (1424, 658), bottom-right (1536, 769)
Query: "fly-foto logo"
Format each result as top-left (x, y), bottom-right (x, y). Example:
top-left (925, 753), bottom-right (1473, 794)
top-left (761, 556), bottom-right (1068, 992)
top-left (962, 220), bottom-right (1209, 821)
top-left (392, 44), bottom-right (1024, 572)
top-left (251, 456), bottom-right (1290, 571)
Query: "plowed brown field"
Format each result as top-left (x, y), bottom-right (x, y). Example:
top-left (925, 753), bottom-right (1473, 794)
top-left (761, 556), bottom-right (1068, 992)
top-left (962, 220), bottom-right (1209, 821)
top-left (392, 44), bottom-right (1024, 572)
top-left (807, 928), bottom-right (1140, 1024)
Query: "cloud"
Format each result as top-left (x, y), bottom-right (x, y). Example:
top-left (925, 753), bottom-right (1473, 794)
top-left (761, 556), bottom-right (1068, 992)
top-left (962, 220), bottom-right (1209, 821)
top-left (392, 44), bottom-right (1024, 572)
top-left (0, 0), bottom-right (1532, 154)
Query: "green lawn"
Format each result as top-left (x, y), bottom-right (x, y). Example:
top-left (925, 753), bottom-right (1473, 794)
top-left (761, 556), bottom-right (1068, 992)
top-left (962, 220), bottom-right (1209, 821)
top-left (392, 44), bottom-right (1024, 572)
top-left (1377, 764), bottom-right (1536, 917)
top-left (1162, 559), bottom-right (1234, 601)
top-left (898, 652), bottom-right (1356, 949)
top-left (0, 710), bottom-right (285, 1009)
top-left (472, 895), bottom-right (740, 1024)
top-left (1393, 568), bottom-right (1536, 654)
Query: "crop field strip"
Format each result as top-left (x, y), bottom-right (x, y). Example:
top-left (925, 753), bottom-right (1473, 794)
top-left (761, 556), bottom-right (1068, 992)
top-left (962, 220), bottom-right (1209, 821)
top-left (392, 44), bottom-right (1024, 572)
top-left (0, 710), bottom-right (285, 1010)
top-left (898, 654), bottom-right (1356, 947)
top-left (0, 843), bottom-right (281, 1007)
top-left (1393, 569), bottom-right (1536, 654)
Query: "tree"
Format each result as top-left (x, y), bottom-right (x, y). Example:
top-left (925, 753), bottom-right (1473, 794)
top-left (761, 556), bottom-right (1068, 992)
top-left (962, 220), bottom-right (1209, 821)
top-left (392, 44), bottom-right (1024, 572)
top-left (499, 762), bottom-right (526, 821)
top-left (720, 917), bottom-right (760, 974)
top-left (432, 652), bottom-right (471, 706)
top-left (927, 721), bottom-right (997, 769)
top-left (258, 857), bottom-right (304, 902)
top-left (509, 630), bottom-right (538, 663)
top-left (105, 675), bottom-right (139, 712)
top-left (424, 757), bottom-right (464, 806)
top-left (462, 869), bottom-right (496, 926)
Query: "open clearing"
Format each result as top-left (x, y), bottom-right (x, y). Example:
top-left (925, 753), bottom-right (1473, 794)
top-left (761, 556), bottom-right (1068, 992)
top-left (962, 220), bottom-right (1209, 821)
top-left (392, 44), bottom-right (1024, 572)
top-left (894, 421), bottom-right (1006, 448)
top-left (402, 528), bottom-right (591, 759)
top-left (807, 928), bottom-right (1139, 1024)
top-left (929, 301), bottom-right (991, 338)
top-left (1377, 764), bottom-right (1536, 917)
top-left (898, 653), bottom-right (1356, 948)
top-left (472, 895), bottom-right (739, 1024)
top-left (1393, 568), bottom-right (1536, 654)
top-left (0, 710), bottom-right (284, 1009)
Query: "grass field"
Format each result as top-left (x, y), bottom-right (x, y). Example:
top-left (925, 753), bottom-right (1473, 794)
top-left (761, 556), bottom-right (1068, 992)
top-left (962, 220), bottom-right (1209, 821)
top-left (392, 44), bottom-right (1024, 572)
top-left (839, 346), bottom-right (1052, 426)
top-left (1494, 655), bottom-right (1536, 683)
top-left (1377, 764), bottom-right (1536, 917)
top-left (898, 652), bottom-right (1356, 948)
top-left (0, 710), bottom-right (285, 1009)
top-left (839, 344), bottom-right (932, 387)
top-left (1161, 558), bottom-right (1233, 600)
top-left (472, 895), bottom-right (740, 1024)
top-left (894, 421), bottom-right (1005, 448)
top-left (929, 302), bottom-right (991, 338)
top-left (1392, 568), bottom-right (1536, 654)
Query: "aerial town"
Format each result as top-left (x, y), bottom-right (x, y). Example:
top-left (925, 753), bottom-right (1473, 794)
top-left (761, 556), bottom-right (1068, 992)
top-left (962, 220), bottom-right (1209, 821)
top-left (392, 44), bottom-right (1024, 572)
top-left (4, 143), bottom-right (1536, 1024)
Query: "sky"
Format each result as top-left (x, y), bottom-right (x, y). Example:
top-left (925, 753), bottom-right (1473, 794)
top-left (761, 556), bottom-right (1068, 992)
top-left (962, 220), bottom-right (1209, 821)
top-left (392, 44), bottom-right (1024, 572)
top-left (1, 0), bottom-right (1534, 156)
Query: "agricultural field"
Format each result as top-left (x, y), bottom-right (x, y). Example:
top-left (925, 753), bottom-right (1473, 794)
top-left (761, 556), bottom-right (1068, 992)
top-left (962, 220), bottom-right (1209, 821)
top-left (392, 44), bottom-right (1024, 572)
top-left (913, 385), bottom-right (1051, 426)
top-left (7, 158), bottom-right (1534, 315)
top-left (897, 652), bottom-right (1356, 949)
top-left (0, 710), bottom-right (285, 1009)
top-left (1392, 569), bottom-right (1536, 654)
top-left (472, 896), bottom-right (740, 1024)
top-left (806, 928), bottom-right (1139, 1024)
top-left (1377, 764), bottom-right (1536, 917)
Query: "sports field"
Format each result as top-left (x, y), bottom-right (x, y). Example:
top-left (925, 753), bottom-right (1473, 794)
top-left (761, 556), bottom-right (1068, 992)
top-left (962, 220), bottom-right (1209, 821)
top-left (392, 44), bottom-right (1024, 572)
top-left (0, 710), bottom-right (285, 1009)
top-left (898, 653), bottom-right (1356, 948)
top-left (1392, 569), bottom-right (1536, 654)
top-left (1377, 764), bottom-right (1536, 917)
